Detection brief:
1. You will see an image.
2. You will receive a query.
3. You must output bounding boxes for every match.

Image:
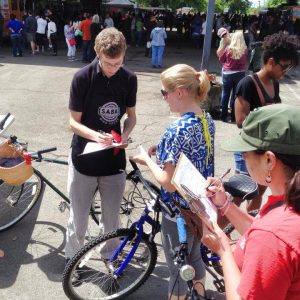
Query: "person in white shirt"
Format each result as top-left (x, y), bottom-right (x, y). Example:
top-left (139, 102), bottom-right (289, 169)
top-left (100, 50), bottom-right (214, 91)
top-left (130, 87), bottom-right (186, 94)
top-left (47, 16), bottom-right (57, 56)
top-left (200, 14), bottom-right (206, 48)
top-left (36, 14), bottom-right (47, 52)
top-left (104, 13), bottom-right (114, 28)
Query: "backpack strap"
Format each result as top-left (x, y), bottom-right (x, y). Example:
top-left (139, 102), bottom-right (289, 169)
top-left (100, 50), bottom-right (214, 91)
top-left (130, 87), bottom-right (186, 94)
top-left (249, 74), bottom-right (265, 106)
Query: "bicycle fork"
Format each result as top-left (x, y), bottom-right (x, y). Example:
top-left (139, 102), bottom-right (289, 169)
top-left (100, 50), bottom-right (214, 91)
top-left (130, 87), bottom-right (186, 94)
top-left (109, 209), bottom-right (153, 278)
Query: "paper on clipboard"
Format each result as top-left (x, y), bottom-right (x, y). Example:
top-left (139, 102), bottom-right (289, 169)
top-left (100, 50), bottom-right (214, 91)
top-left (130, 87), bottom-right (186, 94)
top-left (80, 141), bottom-right (128, 155)
top-left (171, 153), bottom-right (217, 230)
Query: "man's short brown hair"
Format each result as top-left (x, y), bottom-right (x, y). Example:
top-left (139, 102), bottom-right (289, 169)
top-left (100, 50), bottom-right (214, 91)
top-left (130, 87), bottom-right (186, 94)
top-left (94, 28), bottom-right (127, 58)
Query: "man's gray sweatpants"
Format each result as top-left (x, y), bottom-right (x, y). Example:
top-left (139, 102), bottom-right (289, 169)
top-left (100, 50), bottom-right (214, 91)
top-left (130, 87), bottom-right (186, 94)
top-left (65, 158), bottom-right (126, 259)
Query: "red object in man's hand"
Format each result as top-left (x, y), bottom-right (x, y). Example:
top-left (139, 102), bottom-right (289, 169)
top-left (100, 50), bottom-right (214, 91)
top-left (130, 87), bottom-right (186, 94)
top-left (23, 153), bottom-right (32, 165)
top-left (111, 130), bottom-right (121, 155)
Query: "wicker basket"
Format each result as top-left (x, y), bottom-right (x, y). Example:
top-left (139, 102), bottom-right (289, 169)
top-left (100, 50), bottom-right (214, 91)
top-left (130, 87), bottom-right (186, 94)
top-left (0, 142), bottom-right (33, 186)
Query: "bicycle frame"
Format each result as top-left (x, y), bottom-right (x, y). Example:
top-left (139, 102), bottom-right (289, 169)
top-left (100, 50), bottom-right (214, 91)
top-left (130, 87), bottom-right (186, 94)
top-left (33, 168), bottom-right (69, 204)
top-left (109, 201), bottom-right (159, 277)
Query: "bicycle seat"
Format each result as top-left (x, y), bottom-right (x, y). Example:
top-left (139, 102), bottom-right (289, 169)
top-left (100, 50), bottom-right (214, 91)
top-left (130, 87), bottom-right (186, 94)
top-left (223, 174), bottom-right (258, 200)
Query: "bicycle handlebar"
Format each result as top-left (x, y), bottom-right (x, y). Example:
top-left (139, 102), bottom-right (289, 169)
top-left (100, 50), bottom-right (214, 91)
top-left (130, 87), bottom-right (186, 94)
top-left (129, 159), bottom-right (139, 171)
top-left (129, 159), bottom-right (175, 218)
top-left (30, 147), bottom-right (58, 160)
top-left (0, 113), bottom-right (11, 130)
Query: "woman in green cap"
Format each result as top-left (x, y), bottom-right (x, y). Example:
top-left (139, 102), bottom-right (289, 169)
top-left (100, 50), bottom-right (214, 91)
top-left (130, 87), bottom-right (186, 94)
top-left (202, 104), bottom-right (300, 300)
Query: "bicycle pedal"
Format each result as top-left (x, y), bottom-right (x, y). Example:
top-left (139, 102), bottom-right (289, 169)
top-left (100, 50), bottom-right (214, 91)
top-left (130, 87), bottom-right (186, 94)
top-left (58, 201), bottom-right (68, 212)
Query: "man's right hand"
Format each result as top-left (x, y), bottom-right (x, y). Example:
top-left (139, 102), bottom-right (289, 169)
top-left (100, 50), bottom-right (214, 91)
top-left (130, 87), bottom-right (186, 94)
top-left (96, 130), bottom-right (114, 145)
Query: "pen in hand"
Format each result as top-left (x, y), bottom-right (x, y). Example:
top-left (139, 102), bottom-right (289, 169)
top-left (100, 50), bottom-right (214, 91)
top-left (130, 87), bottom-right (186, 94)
top-left (206, 168), bottom-right (231, 191)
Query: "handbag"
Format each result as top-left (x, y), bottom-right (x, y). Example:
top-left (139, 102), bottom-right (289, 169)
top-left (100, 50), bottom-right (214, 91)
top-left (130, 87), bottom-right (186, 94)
top-left (0, 141), bottom-right (33, 186)
top-left (174, 201), bottom-right (203, 241)
top-left (68, 38), bottom-right (76, 46)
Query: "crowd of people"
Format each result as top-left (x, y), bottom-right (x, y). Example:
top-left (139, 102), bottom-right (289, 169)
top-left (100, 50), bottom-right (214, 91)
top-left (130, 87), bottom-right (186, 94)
top-left (3, 8), bottom-right (300, 67)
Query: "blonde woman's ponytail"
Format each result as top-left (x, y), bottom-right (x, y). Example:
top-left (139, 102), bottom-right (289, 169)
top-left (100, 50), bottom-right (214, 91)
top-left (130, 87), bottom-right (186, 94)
top-left (197, 71), bottom-right (210, 102)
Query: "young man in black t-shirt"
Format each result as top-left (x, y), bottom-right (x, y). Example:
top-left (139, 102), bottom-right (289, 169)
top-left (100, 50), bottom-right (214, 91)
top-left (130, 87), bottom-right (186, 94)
top-left (65, 28), bottom-right (137, 261)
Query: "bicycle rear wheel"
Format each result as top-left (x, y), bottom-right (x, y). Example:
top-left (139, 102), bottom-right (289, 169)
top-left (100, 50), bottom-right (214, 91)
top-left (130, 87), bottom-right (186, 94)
top-left (63, 228), bottom-right (157, 300)
top-left (0, 171), bottom-right (43, 232)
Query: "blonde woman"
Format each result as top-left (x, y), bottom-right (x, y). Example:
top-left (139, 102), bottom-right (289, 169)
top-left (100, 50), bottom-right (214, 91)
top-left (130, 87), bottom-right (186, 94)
top-left (131, 64), bottom-right (215, 299)
top-left (217, 31), bottom-right (247, 122)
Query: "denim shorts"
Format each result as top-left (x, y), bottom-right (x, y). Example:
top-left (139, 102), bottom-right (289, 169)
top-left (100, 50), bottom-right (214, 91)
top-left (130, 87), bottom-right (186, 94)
top-left (234, 152), bottom-right (249, 174)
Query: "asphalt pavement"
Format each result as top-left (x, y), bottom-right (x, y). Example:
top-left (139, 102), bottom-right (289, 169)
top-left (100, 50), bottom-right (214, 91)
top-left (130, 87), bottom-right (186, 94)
top-left (0, 38), bottom-right (300, 300)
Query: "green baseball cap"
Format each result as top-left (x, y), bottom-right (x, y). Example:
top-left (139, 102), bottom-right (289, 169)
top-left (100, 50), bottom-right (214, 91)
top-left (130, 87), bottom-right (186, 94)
top-left (222, 104), bottom-right (300, 155)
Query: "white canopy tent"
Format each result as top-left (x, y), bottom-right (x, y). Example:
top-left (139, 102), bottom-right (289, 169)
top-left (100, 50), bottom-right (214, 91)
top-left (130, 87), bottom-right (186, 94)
top-left (103, 0), bottom-right (135, 7)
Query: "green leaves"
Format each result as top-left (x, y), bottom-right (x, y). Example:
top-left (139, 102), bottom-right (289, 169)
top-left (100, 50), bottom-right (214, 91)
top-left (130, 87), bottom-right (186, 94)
top-left (135, 0), bottom-right (251, 14)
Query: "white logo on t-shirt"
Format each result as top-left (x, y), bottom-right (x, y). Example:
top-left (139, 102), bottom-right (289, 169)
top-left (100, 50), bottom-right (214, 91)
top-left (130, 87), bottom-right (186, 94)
top-left (98, 102), bottom-right (120, 124)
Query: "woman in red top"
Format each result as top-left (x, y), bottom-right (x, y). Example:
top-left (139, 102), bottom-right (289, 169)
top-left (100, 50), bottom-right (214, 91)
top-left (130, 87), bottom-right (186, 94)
top-left (202, 104), bottom-right (300, 300)
top-left (217, 31), bottom-right (248, 122)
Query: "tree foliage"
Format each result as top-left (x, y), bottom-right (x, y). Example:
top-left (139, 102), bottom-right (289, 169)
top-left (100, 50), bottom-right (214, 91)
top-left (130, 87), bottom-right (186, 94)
top-left (267, 0), bottom-right (286, 8)
top-left (135, 0), bottom-right (251, 14)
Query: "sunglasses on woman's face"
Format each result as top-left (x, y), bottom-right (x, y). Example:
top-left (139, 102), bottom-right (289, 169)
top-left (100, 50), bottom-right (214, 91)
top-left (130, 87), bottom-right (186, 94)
top-left (161, 89), bottom-right (169, 98)
top-left (277, 62), bottom-right (293, 73)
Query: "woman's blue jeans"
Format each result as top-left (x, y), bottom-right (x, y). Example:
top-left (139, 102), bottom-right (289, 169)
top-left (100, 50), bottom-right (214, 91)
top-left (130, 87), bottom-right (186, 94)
top-left (151, 45), bottom-right (165, 67)
top-left (220, 71), bottom-right (245, 121)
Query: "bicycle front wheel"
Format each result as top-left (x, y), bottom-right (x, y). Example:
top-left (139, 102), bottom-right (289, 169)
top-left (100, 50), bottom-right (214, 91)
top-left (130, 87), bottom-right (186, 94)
top-left (0, 171), bottom-right (43, 232)
top-left (63, 228), bottom-right (158, 300)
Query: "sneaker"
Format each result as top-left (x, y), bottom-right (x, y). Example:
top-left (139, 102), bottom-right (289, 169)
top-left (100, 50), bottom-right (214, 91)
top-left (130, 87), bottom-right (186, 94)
top-left (66, 259), bottom-right (82, 285)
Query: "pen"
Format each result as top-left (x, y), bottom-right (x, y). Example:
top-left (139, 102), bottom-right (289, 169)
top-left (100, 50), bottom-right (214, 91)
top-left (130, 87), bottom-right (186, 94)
top-left (98, 130), bottom-right (112, 138)
top-left (206, 168), bottom-right (231, 191)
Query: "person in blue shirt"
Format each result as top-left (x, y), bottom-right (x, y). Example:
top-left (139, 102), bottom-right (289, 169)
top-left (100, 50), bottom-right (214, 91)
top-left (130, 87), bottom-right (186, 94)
top-left (6, 14), bottom-right (24, 57)
top-left (131, 64), bottom-right (215, 300)
top-left (150, 20), bottom-right (167, 68)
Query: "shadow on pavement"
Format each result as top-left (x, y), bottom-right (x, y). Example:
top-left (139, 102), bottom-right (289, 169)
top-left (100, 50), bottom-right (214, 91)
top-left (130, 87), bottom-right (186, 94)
top-left (0, 187), bottom-right (67, 287)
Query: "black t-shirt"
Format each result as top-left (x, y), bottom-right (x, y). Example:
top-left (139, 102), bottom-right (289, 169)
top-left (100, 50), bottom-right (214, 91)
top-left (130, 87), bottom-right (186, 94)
top-left (90, 23), bottom-right (102, 43)
top-left (236, 75), bottom-right (281, 111)
top-left (25, 16), bottom-right (37, 33)
top-left (69, 59), bottom-right (137, 176)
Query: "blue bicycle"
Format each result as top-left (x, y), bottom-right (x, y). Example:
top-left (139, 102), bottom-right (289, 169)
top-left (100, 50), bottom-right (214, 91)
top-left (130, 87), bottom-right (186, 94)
top-left (62, 160), bottom-right (257, 300)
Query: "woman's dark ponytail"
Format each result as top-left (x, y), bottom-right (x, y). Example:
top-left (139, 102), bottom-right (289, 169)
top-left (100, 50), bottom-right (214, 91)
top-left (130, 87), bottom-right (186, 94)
top-left (286, 170), bottom-right (300, 213)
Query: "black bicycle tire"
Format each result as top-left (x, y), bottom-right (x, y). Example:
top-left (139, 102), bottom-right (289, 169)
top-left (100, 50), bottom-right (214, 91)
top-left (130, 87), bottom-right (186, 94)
top-left (0, 170), bottom-right (44, 232)
top-left (63, 228), bottom-right (158, 300)
top-left (223, 209), bottom-right (259, 236)
top-left (90, 179), bottom-right (160, 228)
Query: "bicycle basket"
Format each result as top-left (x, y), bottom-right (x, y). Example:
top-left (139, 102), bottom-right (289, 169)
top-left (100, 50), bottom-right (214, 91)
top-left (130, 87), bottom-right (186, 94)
top-left (0, 142), bottom-right (33, 186)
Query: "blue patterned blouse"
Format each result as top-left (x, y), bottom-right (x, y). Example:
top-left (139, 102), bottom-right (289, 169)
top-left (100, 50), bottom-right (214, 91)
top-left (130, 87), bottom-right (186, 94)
top-left (156, 111), bottom-right (215, 211)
